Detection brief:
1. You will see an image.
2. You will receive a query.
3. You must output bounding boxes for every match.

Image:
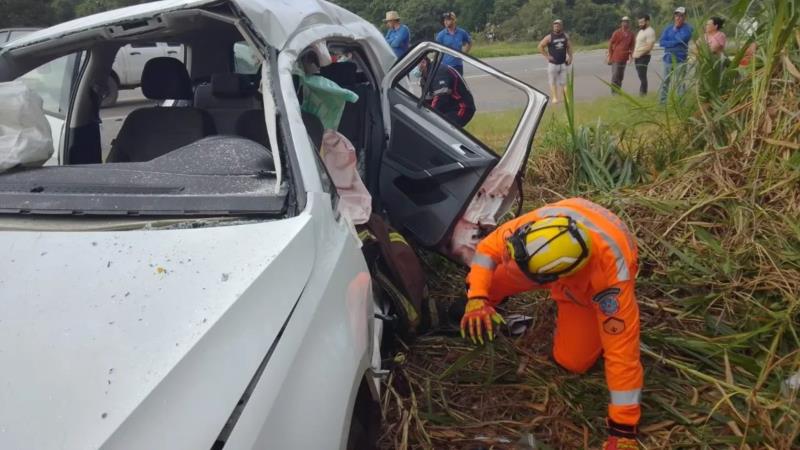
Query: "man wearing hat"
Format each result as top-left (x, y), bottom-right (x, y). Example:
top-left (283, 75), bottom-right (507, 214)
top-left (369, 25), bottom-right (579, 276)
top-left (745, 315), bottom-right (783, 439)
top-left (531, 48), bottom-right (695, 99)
top-left (384, 11), bottom-right (410, 58)
top-left (658, 6), bottom-right (694, 103)
top-left (538, 19), bottom-right (573, 104)
top-left (607, 16), bottom-right (636, 94)
top-left (435, 12), bottom-right (472, 75)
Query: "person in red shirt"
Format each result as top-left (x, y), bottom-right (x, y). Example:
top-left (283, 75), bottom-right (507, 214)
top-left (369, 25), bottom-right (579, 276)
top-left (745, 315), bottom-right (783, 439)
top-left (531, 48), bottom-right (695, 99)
top-left (607, 16), bottom-right (636, 94)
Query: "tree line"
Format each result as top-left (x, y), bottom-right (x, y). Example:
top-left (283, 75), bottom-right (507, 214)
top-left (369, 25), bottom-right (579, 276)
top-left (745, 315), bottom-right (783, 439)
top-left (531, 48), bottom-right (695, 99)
top-left (2, 0), bottom-right (735, 45)
top-left (0, 0), bottom-right (142, 28)
top-left (336, 0), bottom-right (737, 44)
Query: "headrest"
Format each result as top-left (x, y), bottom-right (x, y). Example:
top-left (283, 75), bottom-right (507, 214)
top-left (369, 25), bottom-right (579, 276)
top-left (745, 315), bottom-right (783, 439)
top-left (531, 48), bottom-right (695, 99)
top-left (211, 73), bottom-right (260, 98)
top-left (319, 62), bottom-right (358, 87)
top-left (141, 57), bottom-right (193, 100)
top-left (211, 73), bottom-right (242, 98)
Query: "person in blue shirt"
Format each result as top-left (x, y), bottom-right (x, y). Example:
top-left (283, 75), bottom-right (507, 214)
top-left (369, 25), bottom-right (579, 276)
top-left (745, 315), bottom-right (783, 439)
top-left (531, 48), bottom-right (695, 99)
top-left (659, 6), bottom-right (694, 103)
top-left (435, 12), bottom-right (472, 75)
top-left (384, 11), bottom-right (410, 59)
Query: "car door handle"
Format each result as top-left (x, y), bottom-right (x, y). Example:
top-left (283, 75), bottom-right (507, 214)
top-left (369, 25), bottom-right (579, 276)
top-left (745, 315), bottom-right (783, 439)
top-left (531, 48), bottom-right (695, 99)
top-left (167, 51), bottom-right (178, 55)
top-left (130, 52), bottom-right (141, 55)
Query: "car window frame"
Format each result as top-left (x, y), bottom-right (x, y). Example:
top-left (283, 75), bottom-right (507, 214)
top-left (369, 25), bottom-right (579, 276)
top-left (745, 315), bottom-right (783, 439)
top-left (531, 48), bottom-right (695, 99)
top-left (389, 51), bottom-right (506, 157)
top-left (232, 40), bottom-right (260, 75)
top-left (388, 46), bottom-right (540, 158)
top-left (8, 31), bottom-right (32, 41)
top-left (16, 52), bottom-right (81, 120)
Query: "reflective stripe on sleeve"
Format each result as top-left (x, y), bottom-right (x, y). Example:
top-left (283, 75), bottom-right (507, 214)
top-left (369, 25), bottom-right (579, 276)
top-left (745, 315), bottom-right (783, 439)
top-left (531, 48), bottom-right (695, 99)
top-left (610, 389), bottom-right (642, 405)
top-left (536, 207), bottom-right (631, 281)
top-left (570, 198), bottom-right (637, 256)
top-left (471, 252), bottom-right (496, 270)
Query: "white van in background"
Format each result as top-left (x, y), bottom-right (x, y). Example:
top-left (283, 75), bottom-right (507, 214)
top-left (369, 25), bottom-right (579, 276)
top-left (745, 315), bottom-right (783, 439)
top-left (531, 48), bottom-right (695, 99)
top-left (104, 42), bottom-right (184, 107)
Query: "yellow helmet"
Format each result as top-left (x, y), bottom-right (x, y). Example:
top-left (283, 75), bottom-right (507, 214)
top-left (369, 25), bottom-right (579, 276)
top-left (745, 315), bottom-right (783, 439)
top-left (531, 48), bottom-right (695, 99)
top-left (506, 216), bottom-right (591, 283)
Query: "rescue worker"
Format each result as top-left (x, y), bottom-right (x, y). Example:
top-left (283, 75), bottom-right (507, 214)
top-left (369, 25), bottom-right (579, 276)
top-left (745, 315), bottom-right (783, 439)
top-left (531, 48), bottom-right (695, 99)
top-left (461, 198), bottom-right (643, 449)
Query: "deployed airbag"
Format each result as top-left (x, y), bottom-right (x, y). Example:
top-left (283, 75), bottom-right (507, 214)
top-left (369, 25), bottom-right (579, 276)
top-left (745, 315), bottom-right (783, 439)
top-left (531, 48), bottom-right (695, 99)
top-left (0, 81), bottom-right (53, 172)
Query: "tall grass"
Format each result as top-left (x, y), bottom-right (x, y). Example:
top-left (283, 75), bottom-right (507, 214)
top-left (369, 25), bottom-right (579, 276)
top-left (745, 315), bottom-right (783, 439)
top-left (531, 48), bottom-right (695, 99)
top-left (562, 73), bottom-right (646, 191)
top-left (567, 0), bottom-right (800, 446)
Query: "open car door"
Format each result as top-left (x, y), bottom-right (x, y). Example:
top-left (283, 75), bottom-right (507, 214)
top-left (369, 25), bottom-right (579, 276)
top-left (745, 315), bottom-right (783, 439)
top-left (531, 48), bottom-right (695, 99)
top-left (380, 42), bottom-right (547, 264)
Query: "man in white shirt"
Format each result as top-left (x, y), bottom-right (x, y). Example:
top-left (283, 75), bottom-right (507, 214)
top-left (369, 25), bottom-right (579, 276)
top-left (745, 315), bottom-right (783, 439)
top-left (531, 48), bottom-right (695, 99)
top-left (632, 14), bottom-right (656, 96)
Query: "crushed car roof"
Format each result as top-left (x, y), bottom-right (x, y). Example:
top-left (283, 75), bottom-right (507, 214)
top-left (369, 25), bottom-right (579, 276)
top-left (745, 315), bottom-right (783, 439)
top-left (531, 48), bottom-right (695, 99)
top-left (1, 0), bottom-right (372, 52)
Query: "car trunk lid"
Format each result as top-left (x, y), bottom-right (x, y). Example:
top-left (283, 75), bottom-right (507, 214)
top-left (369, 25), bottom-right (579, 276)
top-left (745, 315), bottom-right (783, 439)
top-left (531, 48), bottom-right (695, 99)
top-left (0, 215), bottom-right (313, 449)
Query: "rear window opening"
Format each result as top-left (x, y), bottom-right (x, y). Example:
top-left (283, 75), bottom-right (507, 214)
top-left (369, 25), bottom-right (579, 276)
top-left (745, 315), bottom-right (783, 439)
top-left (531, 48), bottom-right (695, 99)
top-left (0, 3), bottom-right (293, 218)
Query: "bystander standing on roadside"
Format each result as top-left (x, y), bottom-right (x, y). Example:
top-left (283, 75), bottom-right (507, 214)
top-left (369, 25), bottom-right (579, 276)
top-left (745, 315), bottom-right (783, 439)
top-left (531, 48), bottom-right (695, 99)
top-left (659, 6), bottom-right (694, 103)
top-left (738, 19), bottom-right (758, 69)
top-left (538, 19), bottom-right (573, 104)
top-left (632, 14), bottom-right (656, 96)
top-left (435, 12), bottom-right (472, 75)
top-left (607, 16), bottom-right (636, 94)
top-left (740, 41), bottom-right (757, 68)
top-left (703, 17), bottom-right (727, 56)
top-left (383, 11), bottom-right (410, 59)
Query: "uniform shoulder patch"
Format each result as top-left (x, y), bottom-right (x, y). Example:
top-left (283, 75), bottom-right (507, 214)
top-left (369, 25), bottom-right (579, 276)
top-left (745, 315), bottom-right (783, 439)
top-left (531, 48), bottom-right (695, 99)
top-left (593, 288), bottom-right (621, 316)
top-left (603, 317), bottom-right (625, 335)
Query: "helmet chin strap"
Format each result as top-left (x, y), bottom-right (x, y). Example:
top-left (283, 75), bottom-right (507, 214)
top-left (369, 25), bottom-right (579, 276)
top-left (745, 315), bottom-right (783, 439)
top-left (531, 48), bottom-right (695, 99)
top-left (507, 217), bottom-right (589, 284)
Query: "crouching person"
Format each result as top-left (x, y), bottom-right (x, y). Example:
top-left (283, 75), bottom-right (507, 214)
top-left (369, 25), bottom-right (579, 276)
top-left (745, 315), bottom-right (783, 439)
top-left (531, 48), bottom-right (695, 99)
top-left (461, 197), bottom-right (643, 449)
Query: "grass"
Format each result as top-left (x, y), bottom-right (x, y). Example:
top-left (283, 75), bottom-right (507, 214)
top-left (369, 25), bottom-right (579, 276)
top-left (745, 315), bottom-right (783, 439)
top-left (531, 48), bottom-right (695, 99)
top-left (471, 40), bottom-right (608, 59)
top-left (470, 41), bottom-right (539, 59)
top-left (465, 94), bottom-right (660, 153)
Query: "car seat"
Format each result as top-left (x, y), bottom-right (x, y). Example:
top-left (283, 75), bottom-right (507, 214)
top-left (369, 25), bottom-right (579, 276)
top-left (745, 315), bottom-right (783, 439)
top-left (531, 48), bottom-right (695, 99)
top-left (235, 110), bottom-right (324, 153)
top-left (194, 73), bottom-right (261, 135)
top-left (106, 57), bottom-right (215, 162)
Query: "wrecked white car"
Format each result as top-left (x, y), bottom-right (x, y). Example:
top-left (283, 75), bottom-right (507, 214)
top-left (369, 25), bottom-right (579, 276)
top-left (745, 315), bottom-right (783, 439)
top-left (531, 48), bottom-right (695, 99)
top-left (0, 0), bottom-right (546, 449)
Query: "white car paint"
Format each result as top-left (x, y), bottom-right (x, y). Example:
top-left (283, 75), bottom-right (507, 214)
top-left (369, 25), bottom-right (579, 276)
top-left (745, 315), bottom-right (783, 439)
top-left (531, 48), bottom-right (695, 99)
top-left (0, 215), bottom-right (315, 450)
top-left (4, 0), bottom-right (376, 56)
top-left (2, 1), bottom-right (216, 51)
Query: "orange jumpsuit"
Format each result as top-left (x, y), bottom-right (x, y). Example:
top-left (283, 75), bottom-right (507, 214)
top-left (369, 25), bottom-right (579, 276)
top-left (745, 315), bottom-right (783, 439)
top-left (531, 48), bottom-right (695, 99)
top-left (467, 198), bottom-right (643, 426)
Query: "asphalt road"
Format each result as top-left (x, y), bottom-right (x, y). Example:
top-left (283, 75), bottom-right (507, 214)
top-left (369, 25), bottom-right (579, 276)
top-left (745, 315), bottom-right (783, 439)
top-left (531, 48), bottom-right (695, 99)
top-left (463, 48), bottom-right (666, 112)
top-left (99, 48), bottom-right (667, 154)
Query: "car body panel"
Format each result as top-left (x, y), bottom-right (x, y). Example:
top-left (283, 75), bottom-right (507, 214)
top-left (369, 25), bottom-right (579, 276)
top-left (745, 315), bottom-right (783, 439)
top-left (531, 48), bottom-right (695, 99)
top-left (223, 193), bottom-right (376, 449)
top-left (0, 1), bottom-right (216, 53)
top-left (1, 0), bottom-right (379, 56)
top-left (0, 215), bottom-right (314, 449)
top-left (381, 42), bottom-right (548, 263)
top-left (0, 28), bottom-right (38, 46)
